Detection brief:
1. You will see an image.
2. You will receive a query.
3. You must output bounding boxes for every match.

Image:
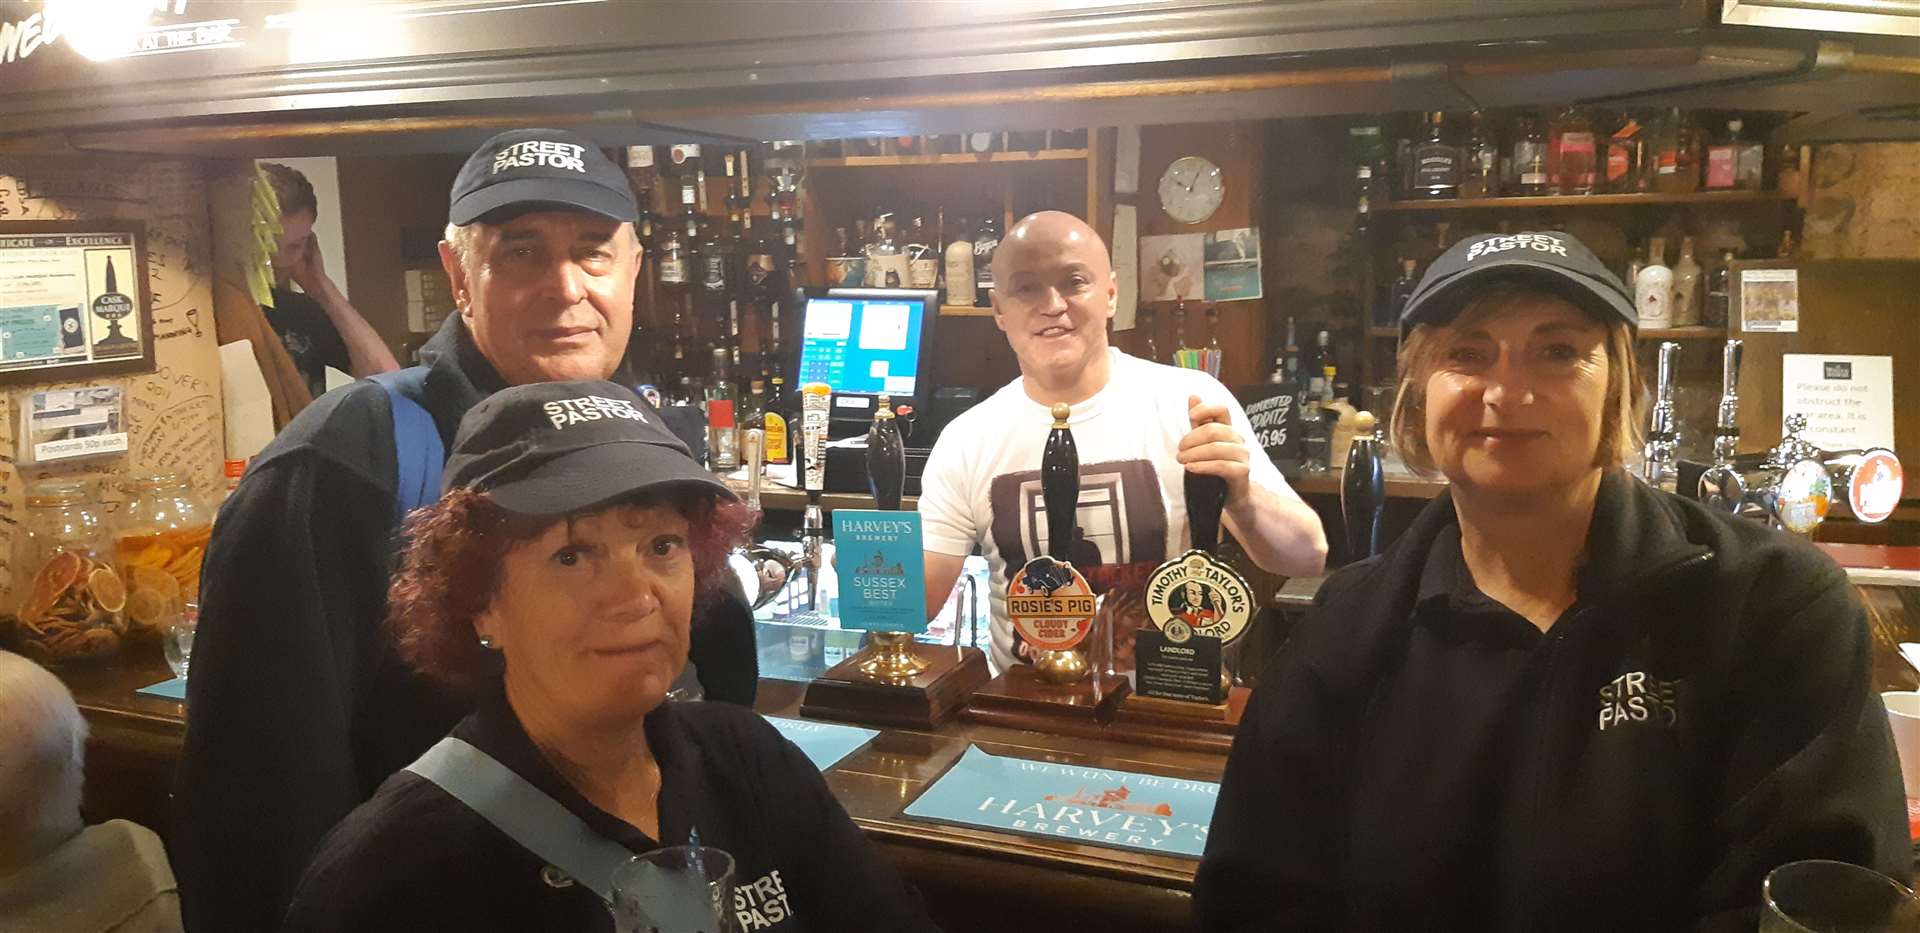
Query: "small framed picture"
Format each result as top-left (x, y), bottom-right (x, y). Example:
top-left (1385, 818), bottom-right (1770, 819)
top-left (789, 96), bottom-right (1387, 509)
top-left (0, 221), bottom-right (157, 384)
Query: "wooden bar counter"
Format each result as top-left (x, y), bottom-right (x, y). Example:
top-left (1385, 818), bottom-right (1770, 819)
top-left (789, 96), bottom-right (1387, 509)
top-left (63, 650), bottom-right (1217, 933)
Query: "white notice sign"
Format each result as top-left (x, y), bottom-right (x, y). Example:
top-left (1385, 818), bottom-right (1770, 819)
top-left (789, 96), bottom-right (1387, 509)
top-left (1781, 354), bottom-right (1895, 452)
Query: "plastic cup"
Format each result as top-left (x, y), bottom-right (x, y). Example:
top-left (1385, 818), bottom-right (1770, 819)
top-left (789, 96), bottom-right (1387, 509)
top-left (609, 846), bottom-right (736, 933)
top-left (1761, 859), bottom-right (1920, 933)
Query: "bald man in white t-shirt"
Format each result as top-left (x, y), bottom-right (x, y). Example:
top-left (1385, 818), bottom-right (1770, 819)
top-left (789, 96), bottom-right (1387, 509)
top-left (918, 211), bottom-right (1327, 670)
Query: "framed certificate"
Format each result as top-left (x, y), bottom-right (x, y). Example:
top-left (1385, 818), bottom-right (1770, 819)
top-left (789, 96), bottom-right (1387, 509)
top-left (0, 221), bottom-right (156, 384)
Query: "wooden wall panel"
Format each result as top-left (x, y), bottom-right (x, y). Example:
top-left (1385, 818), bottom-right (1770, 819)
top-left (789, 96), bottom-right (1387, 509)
top-left (1116, 122), bottom-right (1269, 388)
top-left (336, 154), bottom-right (464, 361)
top-left (1803, 142), bottom-right (1920, 261)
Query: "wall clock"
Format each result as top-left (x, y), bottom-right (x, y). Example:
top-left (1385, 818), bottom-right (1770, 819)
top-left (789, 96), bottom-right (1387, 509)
top-left (1158, 155), bottom-right (1224, 225)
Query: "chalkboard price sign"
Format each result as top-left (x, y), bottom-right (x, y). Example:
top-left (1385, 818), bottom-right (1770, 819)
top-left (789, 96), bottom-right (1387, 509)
top-left (1239, 383), bottom-right (1303, 478)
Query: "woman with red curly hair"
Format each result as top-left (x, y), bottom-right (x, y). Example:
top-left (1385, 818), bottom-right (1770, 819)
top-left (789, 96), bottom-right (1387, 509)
top-left (282, 381), bottom-right (936, 933)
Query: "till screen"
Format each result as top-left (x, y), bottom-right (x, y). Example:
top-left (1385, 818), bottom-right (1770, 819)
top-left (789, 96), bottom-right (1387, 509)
top-left (796, 297), bottom-right (927, 397)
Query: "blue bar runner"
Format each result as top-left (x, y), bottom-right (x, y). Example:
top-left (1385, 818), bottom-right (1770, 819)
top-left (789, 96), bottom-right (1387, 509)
top-left (903, 745), bottom-right (1218, 859)
top-left (763, 716), bottom-right (879, 771)
top-left (137, 677), bottom-right (187, 700)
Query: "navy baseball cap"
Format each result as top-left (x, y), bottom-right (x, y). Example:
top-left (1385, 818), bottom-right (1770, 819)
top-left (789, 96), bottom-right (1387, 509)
top-left (444, 381), bottom-right (734, 517)
top-left (1400, 231), bottom-right (1637, 337)
top-left (448, 128), bottom-right (637, 226)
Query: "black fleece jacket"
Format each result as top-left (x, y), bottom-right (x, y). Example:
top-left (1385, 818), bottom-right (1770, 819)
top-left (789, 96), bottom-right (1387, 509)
top-left (282, 691), bottom-right (937, 933)
top-left (1196, 470), bottom-right (1909, 932)
top-left (174, 316), bottom-right (759, 933)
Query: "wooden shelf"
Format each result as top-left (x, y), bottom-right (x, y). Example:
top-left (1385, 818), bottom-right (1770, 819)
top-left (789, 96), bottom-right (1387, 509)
top-left (808, 150), bottom-right (1089, 168)
top-left (1376, 190), bottom-right (1790, 212)
top-left (939, 304), bottom-right (995, 317)
top-left (1640, 326), bottom-right (1728, 340)
top-left (1366, 326), bottom-right (1399, 339)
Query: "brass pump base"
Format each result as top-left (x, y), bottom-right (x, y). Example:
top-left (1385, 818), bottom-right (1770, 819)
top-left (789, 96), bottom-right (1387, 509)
top-left (855, 631), bottom-right (932, 681)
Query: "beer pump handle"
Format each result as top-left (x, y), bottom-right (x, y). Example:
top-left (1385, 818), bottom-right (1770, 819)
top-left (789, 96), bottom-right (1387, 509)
top-left (1341, 412), bottom-right (1385, 558)
top-left (1186, 471), bottom-right (1228, 554)
top-left (1041, 403), bottom-right (1079, 563)
top-left (866, 395), bottom-right (906, 511)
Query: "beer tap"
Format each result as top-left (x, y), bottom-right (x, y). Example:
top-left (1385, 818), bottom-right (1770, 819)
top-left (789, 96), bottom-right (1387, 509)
top-left (1640, 341), bottom-right (1681, 490)
top-left (1697, 340), bottom-right (1745, 513)
top-left (799, 383), bottom-right (830, 610)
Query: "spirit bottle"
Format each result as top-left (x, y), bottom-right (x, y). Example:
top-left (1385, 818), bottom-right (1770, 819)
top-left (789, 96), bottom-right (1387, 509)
top-left (1411, 111), bottom-right (1460, 199)
top-left (1546, 105), bottom-right (1597, 195)
top-left (1512, 114), bottom-right (1549, 196)
top-left (865, 213), bottom-right (909, 288)
top-left (706, 348), bottom-right (739, 471)
top-left (1458, 111), bottom-right (1499, 198)
top-left (905, 215), bottom-right (938, 289)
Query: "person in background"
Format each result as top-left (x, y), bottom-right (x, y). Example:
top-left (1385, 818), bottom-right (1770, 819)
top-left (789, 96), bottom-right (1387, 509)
top-left (0, 651), bottom-right (182, 933)
top-left (177, 131), bottom-right (760, 933)
top-left (1195, 231), bottom-right (1908, 931)
top-left (284, 381), bottom-right (935, 933)
top-left (917, 210), bottom-right (1325, 671)
top-left (260, 162), bottom-right (400, 396)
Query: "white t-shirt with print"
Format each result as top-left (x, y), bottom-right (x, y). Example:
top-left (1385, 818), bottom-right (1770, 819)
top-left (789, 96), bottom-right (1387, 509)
top-left (918, 348), bottom-right (1293, 671)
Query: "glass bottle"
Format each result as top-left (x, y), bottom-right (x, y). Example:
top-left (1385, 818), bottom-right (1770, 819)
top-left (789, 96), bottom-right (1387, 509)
top-left (1411, 111), bottom-right (1460, 199)
top-left (1670, 236), bottom-right (1702, 327)
top-left (943, 215), bottom-right (974, 307)
top-left (1704, 120), bottom-right (1738, 191)
top-left (117, 473), bottom-right (211, 640)
top-left (1546, 105), bottom-right (1597, 195)
top-left (1654, 109), bottom-right (1700, 194)
top-left (972, 213), bottom-right (1002, 307)
top-left (1636, 237), bottom-right (1673, 329)
top-left (742, 210), bottom-right (779, 306)
top-left (706, 348), bottom-right (739, 471)
top-left (1605, 112), bottom-right (1646, 194)
top-left (1458, 111), bottom-right (1500, 199)
top-left (1354, 165), bottom-right (1373, 236)
top-left (764, 373), bottom-right (791, 465)
top-left (700, 196), bottom-right (736, 303)
top-left (1704, 250), bottom-right (1735, 328)
top-left (1511, 114), bottom-right (1549, 196)
top-left (904, 215), bottom-right (938, 289)
top-left (1733, 120), bottom-right (1765, 191)
top-left (865, 213), bottom-right (908, 289)
top-left (1388, 258), bottom-right (1420, 327)
top-left (14, 481), bottom-right (123, 662)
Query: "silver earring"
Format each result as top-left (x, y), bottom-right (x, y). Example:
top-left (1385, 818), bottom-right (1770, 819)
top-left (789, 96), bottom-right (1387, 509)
top-left (478, 635), bottom-right (496, 650)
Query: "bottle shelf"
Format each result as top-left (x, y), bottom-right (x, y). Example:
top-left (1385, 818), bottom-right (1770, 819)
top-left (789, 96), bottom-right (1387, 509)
top-left (809, 149), bottom-right (1089, 168)
top-left (939, 304), bottom-right (996, 317)
top-left (1366, 326), bottom-right (1399, 339)
top-left (1375, 190), bottom-right (1790, 212)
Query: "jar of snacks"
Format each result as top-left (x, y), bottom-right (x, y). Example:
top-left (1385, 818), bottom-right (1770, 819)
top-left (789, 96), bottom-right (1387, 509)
top-left (115, 473), bottom-right (211, 639)
top-left (10, 481), bottom-right (126, 663)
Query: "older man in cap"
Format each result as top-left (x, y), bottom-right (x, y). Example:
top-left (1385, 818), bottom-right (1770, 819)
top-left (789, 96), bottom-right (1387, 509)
top-left (173, 130), bottom-right (757, 933)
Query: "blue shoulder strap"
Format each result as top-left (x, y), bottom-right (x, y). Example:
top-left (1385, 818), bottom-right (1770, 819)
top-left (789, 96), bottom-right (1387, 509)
top-left (404, 736), bottom-right (631, 902)
top-left (370, 367), bottom-right (444, 525)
